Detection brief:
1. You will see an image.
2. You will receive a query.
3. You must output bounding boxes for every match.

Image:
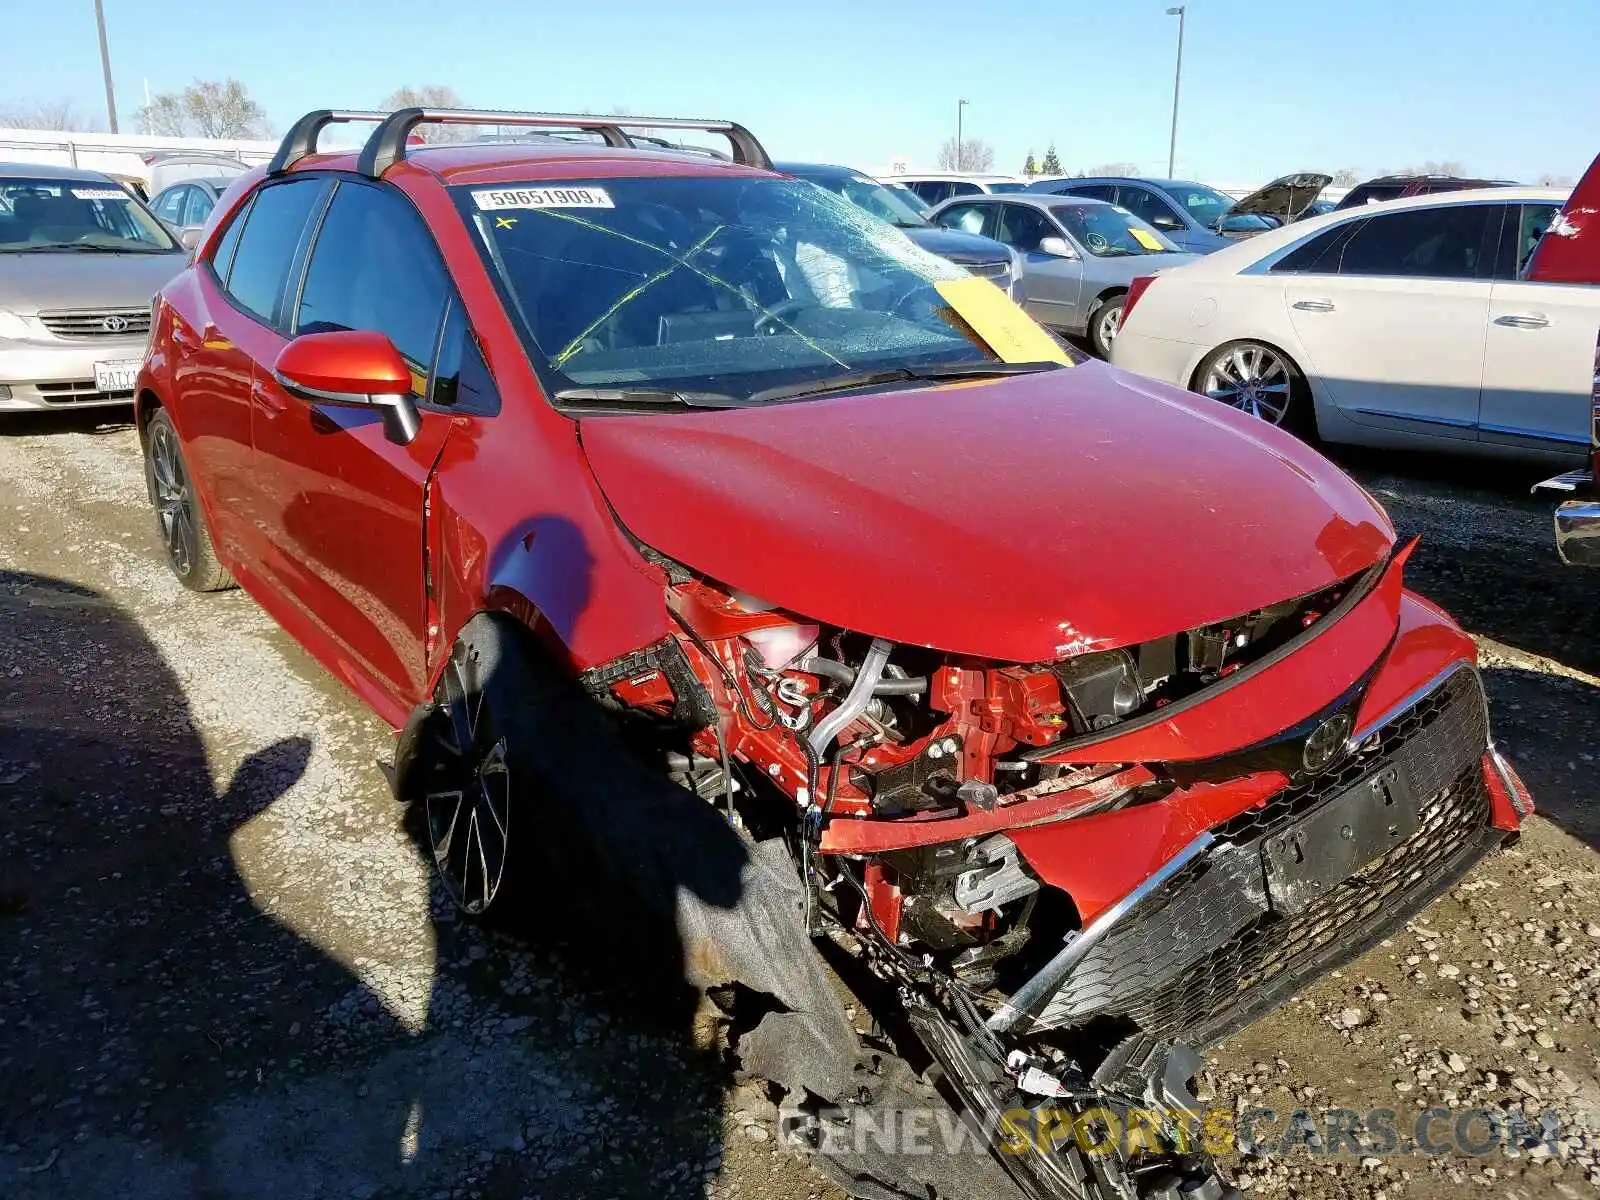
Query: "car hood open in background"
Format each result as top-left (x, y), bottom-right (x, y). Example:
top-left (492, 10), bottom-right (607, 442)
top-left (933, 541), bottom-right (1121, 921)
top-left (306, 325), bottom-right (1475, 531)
top-left (0, 251), bottom-right (187, 316)
top-left (901, 225), bottom-right (1012, 265)
top-left (579, 364), bottom-right (1395, 663)
top-left (1228, 172), bottom-right (1333, 224)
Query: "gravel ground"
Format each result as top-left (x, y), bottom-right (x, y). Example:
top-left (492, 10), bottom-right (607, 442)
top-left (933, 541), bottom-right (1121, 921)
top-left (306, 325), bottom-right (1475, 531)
top-left (1, 414), bottom-right (1596, 1200)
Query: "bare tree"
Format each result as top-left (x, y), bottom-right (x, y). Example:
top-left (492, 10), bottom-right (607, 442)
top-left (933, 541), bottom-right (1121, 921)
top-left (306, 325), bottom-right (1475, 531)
top-left (936, 137), bottom-right (994, 173)
top-left (137, 79), bottom-right (268, 138)
top-left (1085, 161), bottom-right (1139, 176)
top-left (381, 85), bottom-right (473, 142)
top-left (1389, 160), bottom-right (1466, 177)
top-left (1332, 167), bottom-right (1359, 186)
top-left (0, 99), bottom-right (99, 130)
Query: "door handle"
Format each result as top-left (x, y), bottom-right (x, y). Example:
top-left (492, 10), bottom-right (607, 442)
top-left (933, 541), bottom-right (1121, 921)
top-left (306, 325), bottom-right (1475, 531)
top-left (1291, 299), bottom-right (1336, 312)
top-left (251, 380), bottom-right (289, 418)
top-left (1494, 313), bottom-right (1549, 329)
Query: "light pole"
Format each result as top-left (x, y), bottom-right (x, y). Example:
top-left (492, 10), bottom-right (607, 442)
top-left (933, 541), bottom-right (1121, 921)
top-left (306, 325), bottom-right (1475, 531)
top-left (94, 0), bottom-right (118, 132)
top-left (956, 98), bottom-right (969, 171)
top-left (1165, 6), bottom-right (1185, 177)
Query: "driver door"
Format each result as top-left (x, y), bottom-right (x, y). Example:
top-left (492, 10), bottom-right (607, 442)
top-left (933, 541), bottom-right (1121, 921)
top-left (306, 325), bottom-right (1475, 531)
top-left (250, 177), bottom-right (466, 712)
top-left (992, 202), bottom-right (1083, 329)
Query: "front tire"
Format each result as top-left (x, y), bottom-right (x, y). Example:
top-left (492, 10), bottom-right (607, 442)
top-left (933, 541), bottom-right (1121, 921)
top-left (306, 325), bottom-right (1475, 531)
top-left (406, 615), bottom-right (542, 916)
top-left (144, 408), bottom-right (234, 592)
top-left (1088, 294), bottom-right (1125, 359)
top-left (1193, 340), bottom-right (1313, 435)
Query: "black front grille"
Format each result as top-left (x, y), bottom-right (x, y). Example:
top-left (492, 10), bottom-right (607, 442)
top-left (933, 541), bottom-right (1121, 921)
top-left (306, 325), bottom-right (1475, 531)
top-left (1026, 668), bottom-right (1497, 1045)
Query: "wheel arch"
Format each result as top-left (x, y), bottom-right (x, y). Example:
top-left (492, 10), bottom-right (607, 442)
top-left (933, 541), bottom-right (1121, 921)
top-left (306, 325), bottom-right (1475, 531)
top-left (1187, 335), bottom-right (1322, 437)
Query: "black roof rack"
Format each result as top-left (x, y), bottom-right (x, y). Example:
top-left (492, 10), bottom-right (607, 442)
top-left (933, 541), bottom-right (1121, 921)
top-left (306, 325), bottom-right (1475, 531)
top-left (268, 110), bottom-right (390, 174)
top-left (352, 107), bottom-right (772, 178)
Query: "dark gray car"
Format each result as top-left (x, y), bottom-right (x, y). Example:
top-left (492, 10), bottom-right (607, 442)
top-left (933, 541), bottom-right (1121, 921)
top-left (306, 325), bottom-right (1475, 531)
top-left (930, 192), bottom-right (1195, 357)
top-left (777, 163), bottom-right (1021, 299)
top-left (1027, 175), bottom-right (1275, 254)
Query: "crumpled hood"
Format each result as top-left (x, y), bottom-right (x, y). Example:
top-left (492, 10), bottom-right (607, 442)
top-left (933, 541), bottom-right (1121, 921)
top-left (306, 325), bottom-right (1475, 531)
top-left (902, 225), bottom-right (1012, 265)
top-left (580, 363), bottom-right (1395, 662)
top-left (0, 251), bottom-right (187, 315)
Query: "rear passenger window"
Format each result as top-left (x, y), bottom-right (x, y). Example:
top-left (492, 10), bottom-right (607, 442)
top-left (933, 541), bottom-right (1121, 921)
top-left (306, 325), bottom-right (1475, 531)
top-left (948, 181), bottom-right (983, 197)
top-left (1270, 223), bottom-right (1357, 274)
top-left (207, 195), bottom-right (251, 283)
top-left (224, 179), bottom-right (326, 323)
top-left (1335, 204), bottom-right (1494, 280)
top-left (295, 181), bottom-right (450, 377)
top-left (911, 181), bottom-right (953, 205)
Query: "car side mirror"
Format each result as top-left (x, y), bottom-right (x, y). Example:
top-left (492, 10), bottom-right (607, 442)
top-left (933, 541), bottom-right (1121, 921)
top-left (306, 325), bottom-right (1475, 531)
top-left (1036, 236), bottom-right (1078, 259)
top-left (178, 225), bottom-right (204, 250)
top-left (1150, 213), bottom-right (1184, 232)
top-left (273, 331), bottom-right (421, 445)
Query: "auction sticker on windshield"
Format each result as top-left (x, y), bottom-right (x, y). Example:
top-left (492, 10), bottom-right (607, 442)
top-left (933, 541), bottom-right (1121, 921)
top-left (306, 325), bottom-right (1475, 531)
top-left (934, 277), bottom-right (1073, 367)
top-left (1130, 227), bottom-right (1165, 251)
top-left (472, 187), bottom-right (614, 210)
top-left (71, 188), bottom-right (128, 201)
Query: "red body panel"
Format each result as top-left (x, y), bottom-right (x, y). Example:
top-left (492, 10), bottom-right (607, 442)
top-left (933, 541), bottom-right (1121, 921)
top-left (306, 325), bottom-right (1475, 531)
top-left (580, 363), bottom-right (1394, 663)
top-left (135, 137), bottom-right (1523, 956)
top-left (1527, 152), bottom-right (1600, 285)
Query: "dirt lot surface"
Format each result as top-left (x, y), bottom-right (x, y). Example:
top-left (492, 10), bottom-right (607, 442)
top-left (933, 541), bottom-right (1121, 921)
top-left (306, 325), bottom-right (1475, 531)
top-left (1, 415), bottom-right (1597, 1200)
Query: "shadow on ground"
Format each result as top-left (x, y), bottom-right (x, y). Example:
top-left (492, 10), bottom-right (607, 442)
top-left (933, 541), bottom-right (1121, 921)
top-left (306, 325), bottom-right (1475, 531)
top-left (0, 570), bottom-right (742, 1197)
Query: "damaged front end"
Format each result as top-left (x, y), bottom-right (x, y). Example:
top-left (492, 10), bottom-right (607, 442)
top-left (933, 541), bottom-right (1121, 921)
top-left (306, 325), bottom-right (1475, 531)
top-left (579, 546), bottom-right (1530, 1200)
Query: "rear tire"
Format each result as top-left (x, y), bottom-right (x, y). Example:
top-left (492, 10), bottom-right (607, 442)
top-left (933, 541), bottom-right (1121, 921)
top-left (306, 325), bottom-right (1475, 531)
top-left (1088, 294), bottom-right (1126, 359)
top-left (1193, 340), bottom-right (1314, 437)
top-left (144, 408), bottom-right (234, 592)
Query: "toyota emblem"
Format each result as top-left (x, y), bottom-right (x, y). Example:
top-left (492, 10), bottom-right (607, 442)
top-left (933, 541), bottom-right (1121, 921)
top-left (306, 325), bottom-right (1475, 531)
top-left (1302, 712), bottom-right (1353, 774)
top-left (101, 314), bottom-right (131, 333)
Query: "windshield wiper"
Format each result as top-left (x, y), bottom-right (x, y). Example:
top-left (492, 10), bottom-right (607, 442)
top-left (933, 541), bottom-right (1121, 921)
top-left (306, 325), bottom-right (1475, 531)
top-left (553, 386), bottom-right (737, 413)
top-left (11, 242), bottom-right (162, 253)
top-left (748, 360), bottom-right (1065, 405)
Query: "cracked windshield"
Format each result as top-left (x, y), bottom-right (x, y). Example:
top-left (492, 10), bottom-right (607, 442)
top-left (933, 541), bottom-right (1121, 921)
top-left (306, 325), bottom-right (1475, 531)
top-left (458, 176), bottom-right (1006, 403)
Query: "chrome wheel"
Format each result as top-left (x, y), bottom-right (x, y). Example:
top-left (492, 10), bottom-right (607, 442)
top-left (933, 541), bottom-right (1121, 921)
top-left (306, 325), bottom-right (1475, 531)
top-left (424, 645), bottom-right (511, 915)
top-left (1200, 343), bottom-right (1294, 425)
top-left (149, 421), bottom-right (196, 576)
top-left (1097, 305), bottom-right (1121, 350)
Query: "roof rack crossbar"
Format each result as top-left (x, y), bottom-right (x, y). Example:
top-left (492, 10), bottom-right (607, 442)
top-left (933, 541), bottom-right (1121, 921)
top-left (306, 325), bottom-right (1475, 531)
top-left (354, 108), bottom-right (773, 177)
top-left (269, 110), bottom-right (390, 174)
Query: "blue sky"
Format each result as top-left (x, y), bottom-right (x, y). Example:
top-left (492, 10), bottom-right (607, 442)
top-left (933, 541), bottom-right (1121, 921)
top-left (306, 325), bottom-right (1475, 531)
top-left (8, 0), bottom-right (1598, 185)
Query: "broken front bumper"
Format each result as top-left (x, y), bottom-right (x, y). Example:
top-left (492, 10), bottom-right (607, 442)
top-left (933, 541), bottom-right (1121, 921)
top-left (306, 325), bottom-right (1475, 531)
top-left (994, 664), bottom-right (1516, 1046)
top-left (1534, 468), bottom-right (1600, 566)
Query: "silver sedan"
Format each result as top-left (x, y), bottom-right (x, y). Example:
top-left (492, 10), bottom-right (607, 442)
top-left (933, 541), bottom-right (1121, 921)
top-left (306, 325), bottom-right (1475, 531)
top-left (928, 193), bottom-right (1196, 358)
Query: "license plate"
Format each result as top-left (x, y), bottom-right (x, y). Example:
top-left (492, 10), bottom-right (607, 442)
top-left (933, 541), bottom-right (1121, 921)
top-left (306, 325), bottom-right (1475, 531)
top-left (93, 359), bottom-right (141, 394)
top-left (1261, 764), bottom-right (1420, 915)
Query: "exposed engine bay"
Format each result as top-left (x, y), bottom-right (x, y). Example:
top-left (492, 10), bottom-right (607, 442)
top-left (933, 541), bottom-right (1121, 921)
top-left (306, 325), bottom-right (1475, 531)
top-left (571, 564), bottom-right (1410, 1199)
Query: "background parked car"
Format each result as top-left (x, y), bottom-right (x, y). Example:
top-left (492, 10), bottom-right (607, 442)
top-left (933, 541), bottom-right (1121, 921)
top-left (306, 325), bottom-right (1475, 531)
top-left (1027, 175), bottom-right (1276, 253)
top-left (930, 192), bottom-right (1194, 357)
top-left (779, 162), bottom-right (1021, 299)
top-left (0, 163), bottom-right (188, 413)
top-left (150, 176), bottom-right (240, 248)
top-left (1335, 173), bottom-right (1515, 210)
top-left (145, 152), bottom-right (250, 248)
top-left (1111, 185), bottom-right (1593, 461)
top-left (889, 173), bottom-right (1027, 205)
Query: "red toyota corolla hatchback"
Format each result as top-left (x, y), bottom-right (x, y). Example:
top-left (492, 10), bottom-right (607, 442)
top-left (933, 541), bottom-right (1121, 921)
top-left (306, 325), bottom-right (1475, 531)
top-left (137, 108), bottom-right (1532, 1199)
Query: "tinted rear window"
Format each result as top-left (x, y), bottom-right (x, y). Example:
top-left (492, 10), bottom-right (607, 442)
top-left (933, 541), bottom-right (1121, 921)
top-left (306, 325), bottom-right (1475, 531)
top-left (224, 179), bottom-right (326, 324)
